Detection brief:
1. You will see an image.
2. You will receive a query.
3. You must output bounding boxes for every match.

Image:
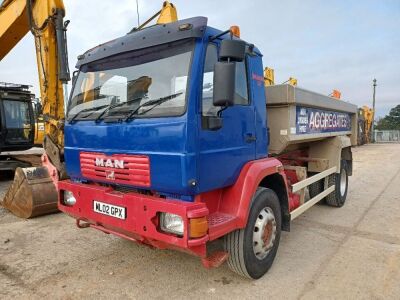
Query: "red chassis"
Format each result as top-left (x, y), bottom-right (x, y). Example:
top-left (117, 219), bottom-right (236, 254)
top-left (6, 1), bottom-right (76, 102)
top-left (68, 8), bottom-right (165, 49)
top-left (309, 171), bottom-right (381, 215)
top-left (58, 157), bottom-right (289, 262)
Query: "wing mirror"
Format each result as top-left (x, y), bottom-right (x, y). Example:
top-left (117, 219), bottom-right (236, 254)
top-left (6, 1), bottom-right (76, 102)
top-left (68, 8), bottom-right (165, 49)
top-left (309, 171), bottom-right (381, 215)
top-left (36, 101), bottom-right (43, 116)
top-left (31, 99), bottom-right (43, 117)
top-left (72, 70), bottom-right (79, 85)
top-left (213, 62), bottom-right (236, 107)
top-left (213, 39), bottom-right (246, 107)
top-left (219, 39), bottom-right (246, 62)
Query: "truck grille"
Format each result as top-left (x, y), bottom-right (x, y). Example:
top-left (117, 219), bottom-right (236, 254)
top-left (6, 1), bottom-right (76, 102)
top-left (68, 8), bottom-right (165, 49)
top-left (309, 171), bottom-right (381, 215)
top-left (80, 152), bottom-right (151, 187)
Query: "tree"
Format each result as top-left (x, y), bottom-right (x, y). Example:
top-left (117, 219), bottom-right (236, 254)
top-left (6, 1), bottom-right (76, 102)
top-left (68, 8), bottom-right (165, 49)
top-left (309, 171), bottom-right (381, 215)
top-left (376, 105), bottom-right (400, 130)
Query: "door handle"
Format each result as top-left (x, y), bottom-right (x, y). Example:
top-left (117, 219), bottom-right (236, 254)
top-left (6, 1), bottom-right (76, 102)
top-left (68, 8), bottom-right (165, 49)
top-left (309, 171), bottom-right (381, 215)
top-left (245, 133), bottom-right (257, 143)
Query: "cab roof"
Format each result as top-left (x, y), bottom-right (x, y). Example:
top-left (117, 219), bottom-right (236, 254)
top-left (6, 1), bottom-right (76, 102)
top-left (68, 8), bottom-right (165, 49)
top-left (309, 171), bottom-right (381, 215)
top-left (76, 17), bottom-right (208, 68)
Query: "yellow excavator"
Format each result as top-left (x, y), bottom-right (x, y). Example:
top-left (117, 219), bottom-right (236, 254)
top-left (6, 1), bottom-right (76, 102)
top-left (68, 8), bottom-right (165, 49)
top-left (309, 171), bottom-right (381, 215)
top-left (263, 67), bottom-right (298, 87)
top-left (358, 105), bottom-right (374, 145)
top-left (0, 0), bottom-right (178, 218)
top-left (0, 0), bottom-right (69, 218)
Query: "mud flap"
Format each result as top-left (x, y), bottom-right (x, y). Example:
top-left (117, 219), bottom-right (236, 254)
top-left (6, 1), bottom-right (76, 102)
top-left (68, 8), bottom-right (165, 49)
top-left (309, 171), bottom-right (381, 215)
top-left (1, 167), bottom-right (59, 219)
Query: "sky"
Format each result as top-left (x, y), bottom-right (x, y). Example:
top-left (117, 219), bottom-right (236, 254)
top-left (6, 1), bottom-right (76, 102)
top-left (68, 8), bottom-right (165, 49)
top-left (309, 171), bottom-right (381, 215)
top-left (1, 0), bottom-right (399, 117)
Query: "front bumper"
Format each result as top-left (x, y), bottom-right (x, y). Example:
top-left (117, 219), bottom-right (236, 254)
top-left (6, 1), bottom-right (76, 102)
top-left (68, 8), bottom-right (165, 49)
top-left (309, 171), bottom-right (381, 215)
top-left (58, 180), bottom-right (209, 257)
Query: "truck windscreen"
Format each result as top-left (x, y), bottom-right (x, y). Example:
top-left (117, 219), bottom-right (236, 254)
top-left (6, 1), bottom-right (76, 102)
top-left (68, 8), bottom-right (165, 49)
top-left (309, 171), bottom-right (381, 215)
top-left (67, 39), bottom-right (194, 121)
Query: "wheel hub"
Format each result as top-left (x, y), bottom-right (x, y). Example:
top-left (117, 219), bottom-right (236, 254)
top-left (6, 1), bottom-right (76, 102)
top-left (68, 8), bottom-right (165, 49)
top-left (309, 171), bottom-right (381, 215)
top-left (340, 168), bottom-right (347, 197)
top-left (253, 207), bottom-right (277, 260)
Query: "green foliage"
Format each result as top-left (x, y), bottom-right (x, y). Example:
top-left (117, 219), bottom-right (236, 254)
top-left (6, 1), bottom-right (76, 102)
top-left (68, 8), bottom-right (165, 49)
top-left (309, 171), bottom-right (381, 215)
top-left (376, 105), bottom-right (400, 130)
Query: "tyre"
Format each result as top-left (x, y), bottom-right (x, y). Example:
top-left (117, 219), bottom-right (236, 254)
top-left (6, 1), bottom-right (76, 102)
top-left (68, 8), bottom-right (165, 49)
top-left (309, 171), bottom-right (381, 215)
top-left (308, 172), bottom-right (323, 199)
top-left (223, 188), bottom-right (281, 279)
top-left (325, 160), bottom-right (348, 207)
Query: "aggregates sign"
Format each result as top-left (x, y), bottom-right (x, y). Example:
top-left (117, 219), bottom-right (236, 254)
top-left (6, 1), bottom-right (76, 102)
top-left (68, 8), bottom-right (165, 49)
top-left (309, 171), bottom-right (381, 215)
top-left (296, 106), bottom-right (351, 134)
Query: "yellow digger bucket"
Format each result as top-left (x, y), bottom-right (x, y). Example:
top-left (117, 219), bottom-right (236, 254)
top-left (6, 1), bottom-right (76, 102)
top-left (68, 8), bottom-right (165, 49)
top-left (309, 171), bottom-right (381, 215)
top-left (1, 167), bottom-right (58, 219)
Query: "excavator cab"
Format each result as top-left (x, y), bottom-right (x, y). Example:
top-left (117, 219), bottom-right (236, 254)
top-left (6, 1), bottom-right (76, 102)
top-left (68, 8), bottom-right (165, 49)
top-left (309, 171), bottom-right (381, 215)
top-left (0, 82), bottom-right (35, 153)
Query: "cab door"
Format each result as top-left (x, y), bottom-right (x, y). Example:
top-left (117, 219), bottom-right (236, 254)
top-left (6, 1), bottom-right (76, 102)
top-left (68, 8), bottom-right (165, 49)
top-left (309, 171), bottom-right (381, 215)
top-left (197, 43), bottom-right (256, 192)
top-left (0, 100), bottom-right (4, 152)
top-left (2, 99), bottom-right (34, 147)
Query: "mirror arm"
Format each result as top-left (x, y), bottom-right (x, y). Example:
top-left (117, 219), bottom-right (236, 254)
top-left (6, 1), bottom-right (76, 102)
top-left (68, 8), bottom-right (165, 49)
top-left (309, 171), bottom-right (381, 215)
top-left (217, 106), bottom-right (228, 117)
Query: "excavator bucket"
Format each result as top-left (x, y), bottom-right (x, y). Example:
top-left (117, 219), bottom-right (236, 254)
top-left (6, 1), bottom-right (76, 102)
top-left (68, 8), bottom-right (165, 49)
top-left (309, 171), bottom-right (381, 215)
top-left (1, 167), bottom-right (58, 219)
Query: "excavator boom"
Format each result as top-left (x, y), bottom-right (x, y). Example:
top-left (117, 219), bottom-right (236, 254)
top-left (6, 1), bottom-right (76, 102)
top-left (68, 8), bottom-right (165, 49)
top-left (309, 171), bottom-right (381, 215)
top-left (0, 0), bottom-right (28, 59)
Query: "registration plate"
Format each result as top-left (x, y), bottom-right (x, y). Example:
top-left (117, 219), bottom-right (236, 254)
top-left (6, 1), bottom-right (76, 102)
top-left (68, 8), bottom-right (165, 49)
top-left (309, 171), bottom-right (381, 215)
top-left (93, 201), bottom-right (126, 220)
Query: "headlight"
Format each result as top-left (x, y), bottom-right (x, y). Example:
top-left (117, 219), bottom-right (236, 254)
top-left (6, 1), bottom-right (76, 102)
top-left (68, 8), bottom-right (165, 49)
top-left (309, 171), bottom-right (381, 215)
top-left (160, 213), bottom-right (184, 236)
top-left (63, 190), bottom-right (77, 206)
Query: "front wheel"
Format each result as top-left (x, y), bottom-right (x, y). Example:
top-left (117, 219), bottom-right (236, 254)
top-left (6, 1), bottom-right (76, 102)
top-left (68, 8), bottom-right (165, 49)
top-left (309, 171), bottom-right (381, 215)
top-left (223, 188), bottom-right (281, 279)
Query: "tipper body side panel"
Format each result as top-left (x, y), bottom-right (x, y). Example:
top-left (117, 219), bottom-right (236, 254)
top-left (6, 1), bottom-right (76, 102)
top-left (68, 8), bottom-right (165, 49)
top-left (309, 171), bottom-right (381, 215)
top-left (265, 84), bottom-right (358, 155)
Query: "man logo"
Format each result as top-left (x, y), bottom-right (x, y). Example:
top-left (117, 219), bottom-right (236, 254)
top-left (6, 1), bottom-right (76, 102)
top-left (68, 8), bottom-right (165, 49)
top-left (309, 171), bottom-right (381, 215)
top-left (105, 170), bottom-right (115, 180)
top-left (95, 158), bottom-right (125, 169)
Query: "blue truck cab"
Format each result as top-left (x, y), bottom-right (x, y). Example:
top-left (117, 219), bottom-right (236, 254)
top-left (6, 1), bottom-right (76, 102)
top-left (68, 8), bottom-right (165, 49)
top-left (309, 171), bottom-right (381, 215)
top-left (64, 17), bottom-right (268, 200)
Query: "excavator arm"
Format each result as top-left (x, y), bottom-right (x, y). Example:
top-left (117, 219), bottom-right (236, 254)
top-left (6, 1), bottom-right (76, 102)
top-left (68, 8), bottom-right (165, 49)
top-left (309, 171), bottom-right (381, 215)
top-left (0, 0), bottom-right (70, 218)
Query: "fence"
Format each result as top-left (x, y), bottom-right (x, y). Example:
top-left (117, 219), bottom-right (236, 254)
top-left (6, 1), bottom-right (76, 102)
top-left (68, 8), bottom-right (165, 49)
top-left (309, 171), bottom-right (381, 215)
top-left (374, 130), bottom-right (400, 143)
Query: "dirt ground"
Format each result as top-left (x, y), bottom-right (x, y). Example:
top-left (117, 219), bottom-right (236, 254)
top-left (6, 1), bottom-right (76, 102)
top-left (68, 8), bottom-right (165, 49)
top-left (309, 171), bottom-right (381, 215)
top-left (0, 144), bottom-right (399, 299)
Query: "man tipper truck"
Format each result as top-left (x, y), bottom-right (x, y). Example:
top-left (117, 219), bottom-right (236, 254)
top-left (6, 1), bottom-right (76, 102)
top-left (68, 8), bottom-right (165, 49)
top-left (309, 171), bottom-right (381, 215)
top-left (59, 10), bottom-right (357, 278)
top-left (1, 1), bottom-right (357, 279)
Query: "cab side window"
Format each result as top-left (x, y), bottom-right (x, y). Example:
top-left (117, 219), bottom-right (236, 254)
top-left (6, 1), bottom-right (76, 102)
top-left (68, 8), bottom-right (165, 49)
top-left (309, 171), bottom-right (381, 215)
top-left (201, 43), bottom-right (249, 117)
top-left (234, 60), bottom-right (249, 105)
top-left (202, 44), bottom-right (218, 117)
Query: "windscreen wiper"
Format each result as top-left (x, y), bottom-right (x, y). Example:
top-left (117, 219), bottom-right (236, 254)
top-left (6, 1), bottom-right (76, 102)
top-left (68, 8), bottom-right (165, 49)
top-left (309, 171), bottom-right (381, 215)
top-left (95, 96), bottom-right (144, 122)
top-left (125, 92), bottom-right (183, 121)
top-left (68, 104), bottom-right (109, 123)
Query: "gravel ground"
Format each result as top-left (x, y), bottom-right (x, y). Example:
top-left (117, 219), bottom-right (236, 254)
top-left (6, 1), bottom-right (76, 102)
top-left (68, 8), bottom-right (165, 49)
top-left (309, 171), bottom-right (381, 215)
top-left (0, 144), bottom-right (399, 299)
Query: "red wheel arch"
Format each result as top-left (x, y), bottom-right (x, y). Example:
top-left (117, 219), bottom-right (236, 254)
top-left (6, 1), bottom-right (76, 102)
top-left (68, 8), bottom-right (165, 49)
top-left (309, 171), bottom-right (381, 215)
top-left (218, 157), bottom-right (289, 228)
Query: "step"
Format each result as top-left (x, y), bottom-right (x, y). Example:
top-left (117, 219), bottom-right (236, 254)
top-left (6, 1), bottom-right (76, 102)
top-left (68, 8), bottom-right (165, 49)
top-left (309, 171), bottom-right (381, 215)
top-left (207, 213), bottom-right (236, 240)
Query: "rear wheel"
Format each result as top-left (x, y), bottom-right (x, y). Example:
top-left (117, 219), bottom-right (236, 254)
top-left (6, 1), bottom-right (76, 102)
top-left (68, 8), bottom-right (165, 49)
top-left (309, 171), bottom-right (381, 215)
top-left (325, 160), bottom-right (348, 207)
top-left (223, 188), bottom-right (281, 279)
top-left (308, 172), bottom-right (323, 199)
